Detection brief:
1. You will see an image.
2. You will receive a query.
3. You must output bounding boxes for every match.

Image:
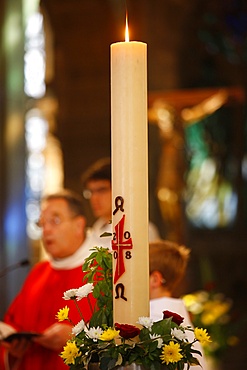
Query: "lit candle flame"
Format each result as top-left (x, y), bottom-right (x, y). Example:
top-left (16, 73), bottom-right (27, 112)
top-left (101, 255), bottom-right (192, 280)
top-left (125, 14), bottom-right (129, 42)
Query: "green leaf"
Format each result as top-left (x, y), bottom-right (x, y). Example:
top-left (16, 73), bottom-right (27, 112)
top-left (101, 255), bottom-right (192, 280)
top-left (152, 318), bottom-right (172, 336)
top-left (100, 357), bottom-right (116, 370)
top-left (93, 283), bottom-right (101, 298)
top-left (96, 253), bottom-right (103, 265)
top-left (100, 232), bottom-right (112, 237)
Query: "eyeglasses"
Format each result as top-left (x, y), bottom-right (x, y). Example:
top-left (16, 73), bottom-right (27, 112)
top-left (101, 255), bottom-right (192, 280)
top-left (36, 215), bottom-right (76, 229)
top-left (83, 186), bottom-right (111, 200)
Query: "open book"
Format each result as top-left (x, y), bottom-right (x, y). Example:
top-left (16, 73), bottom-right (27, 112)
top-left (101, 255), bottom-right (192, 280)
top-left (0, 321), bottom-right (41, 343)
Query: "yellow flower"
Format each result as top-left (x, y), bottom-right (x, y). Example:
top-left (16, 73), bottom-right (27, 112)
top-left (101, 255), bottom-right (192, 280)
top-left (160, 341), bottom-right (183, 365)
top-left (100, 328), bottom-right (119, 341)
top-left (182, 293), bottom-right (197, 306)
top-left (60, 341), bottom-right (81, 365)
top-left (202, 301), bottom-right (230, 325)
top-left (56, 306), bottom-right (70, 322)
top-left (194, 327), bottom-right (211, 345)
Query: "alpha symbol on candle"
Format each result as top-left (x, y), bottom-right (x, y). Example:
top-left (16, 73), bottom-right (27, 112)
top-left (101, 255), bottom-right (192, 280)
top-left (112, 215), bottom-right (133, 284)
top-left (113, 195), bottom-right (124, 215)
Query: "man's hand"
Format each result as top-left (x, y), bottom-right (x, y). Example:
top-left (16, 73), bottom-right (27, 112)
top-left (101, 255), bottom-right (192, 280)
top-left (1, 337), bottom-right (30, 358)
top-left (33, 323), bottom-right (72, 351)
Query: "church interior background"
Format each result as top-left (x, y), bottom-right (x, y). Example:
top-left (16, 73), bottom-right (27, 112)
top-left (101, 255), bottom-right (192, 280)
top-left (0, 0), bottom-right (247, 368)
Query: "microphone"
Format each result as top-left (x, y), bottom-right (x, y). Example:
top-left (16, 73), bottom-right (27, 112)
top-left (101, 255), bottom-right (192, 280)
top-left (0, 259), bottom-right (30, 278)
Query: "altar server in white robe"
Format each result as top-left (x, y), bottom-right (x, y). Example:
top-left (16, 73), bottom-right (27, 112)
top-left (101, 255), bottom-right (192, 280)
top-left (149, 240), bottom-right (208, 370)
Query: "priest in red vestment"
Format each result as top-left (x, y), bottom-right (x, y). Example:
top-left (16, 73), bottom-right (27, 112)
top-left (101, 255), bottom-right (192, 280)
top-left (0, 189), bottom-right (97, 370)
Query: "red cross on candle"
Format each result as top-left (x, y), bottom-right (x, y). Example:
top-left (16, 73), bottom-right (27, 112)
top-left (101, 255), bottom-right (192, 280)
top-left (112, 215), bottom-right (133, 284)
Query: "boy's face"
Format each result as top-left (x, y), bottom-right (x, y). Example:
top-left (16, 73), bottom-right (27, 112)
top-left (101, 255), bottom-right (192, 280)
top-left (86, 179), bottom-right (112, 220)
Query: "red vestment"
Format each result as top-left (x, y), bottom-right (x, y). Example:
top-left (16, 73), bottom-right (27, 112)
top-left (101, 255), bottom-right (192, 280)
top-left (0, 261), bottom-right (95, 370)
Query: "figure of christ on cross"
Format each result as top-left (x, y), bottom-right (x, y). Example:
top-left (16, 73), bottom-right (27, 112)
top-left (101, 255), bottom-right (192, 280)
top-left (112, 214), bottom-right (133, 284)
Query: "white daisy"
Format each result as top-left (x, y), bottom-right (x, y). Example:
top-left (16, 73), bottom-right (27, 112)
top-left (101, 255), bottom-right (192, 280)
top-left (86, 326), bottom-right (104, 341)
top-left (150, 333), bottom-right (163, 348)
top-left (137, 317), bottom-right (153, 330)
top-left (63, 288), bottom-right (78, 300)
top-left (72, 319), bottom-right (85, 335)
top-left (171, 327), bottom-right (187, 341)
top-left (76, 283), bottom-right (94, 301)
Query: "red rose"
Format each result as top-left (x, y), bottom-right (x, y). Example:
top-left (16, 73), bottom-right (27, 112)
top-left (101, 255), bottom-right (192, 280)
top-left (115, 323), bottom-right (141, 339)
top-left (163, 310), bottom-right (184, 325)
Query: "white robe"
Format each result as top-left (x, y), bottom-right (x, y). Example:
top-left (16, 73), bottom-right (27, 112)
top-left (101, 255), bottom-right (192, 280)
top-left (150, 296), bottom-right (208, 370)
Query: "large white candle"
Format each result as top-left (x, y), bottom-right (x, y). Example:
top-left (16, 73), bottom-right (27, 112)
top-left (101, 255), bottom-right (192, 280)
top-left (111, 36), bottom-right (149, 325)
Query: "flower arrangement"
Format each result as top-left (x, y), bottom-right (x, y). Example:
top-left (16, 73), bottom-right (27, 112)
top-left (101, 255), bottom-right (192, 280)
top-left (182, 290), bottom-right (239, 359)
top-left (57, 247), bottom-right (211, 370)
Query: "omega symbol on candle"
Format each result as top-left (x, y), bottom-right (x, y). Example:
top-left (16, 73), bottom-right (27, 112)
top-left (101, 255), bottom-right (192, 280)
top-left (115, 283), bottom-right (127, 301)
top-left (112, 213), bottom-right (133, 284)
